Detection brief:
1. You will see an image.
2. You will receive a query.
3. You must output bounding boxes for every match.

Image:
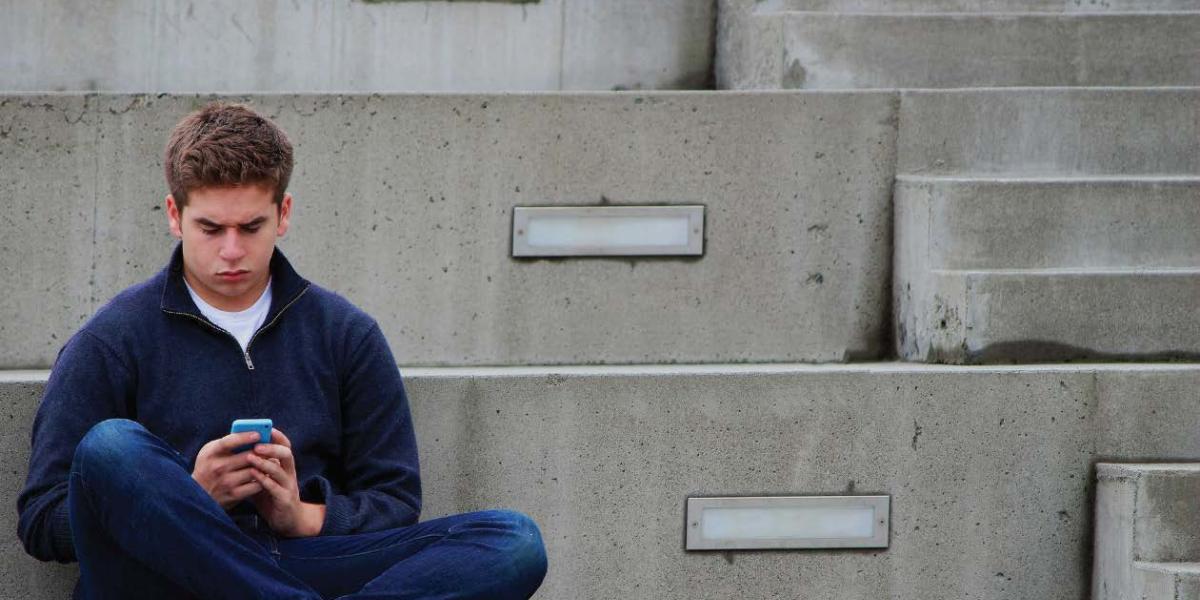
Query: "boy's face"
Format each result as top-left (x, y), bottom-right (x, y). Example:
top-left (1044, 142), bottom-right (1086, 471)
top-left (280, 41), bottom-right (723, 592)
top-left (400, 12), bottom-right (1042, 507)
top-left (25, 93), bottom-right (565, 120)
top-left (165, 185), bottom-right (292, 312)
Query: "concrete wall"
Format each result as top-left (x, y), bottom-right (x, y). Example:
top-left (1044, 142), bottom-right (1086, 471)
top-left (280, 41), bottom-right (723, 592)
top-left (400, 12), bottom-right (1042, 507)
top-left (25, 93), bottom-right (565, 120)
top-left (0, 92), bottom-right (897, 368)
top-left (7, 364), bottom-right (1200, 598)
top-left (717, 0), bottom-right (1200, 89)
top-left (760, 0), bottom-right (1200, 12)
top-left (897, 88), bottom-right (1200, 176)
top-left (893, 177), bottom-right (1200, 362)
top-left (893, 88), bottom-right (1200, 362)
top-left (0, 0), bottom-right (715, 93)
top-left (1093, 464), bottom-right (1200, 600)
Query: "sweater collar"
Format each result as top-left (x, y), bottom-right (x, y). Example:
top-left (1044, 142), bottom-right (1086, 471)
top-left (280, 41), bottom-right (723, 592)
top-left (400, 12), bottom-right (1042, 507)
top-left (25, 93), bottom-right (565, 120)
top-left (159, 242), bottom-right (310, 324)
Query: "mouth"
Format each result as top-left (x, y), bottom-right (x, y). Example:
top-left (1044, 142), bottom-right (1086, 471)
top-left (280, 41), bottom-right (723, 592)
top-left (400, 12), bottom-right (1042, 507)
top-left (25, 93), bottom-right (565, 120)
top-left (217, 270), bottom-right (249, 282)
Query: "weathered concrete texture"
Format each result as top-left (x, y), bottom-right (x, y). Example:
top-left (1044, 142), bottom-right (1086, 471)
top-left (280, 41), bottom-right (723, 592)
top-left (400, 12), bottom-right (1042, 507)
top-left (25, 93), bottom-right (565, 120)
top-left (896, 268), bottom-right (1200, 363)
top-left (715, 0), bottom-right (786, 90)
top-left (897, 88), bottom-right (1200, 176)
top-left (0, 92), bottom-right (897, 368)
top-left (0, 0), bottom-right (714, 93)
top-left (893, 175), bottom-right (1200, 363)
top-left (760, 0), bottom-right (1200, 12)
top-left (1134, 563), bottom-right (1200, 600)
top-left (778, 12), bottom-right (1200, 89)
top-left (720, 6), bottom-right (1200, 89)
top-left (7, 364), bottom-right (1200, 598)
top-left (895, 176), bottom-right (1200, 270)
top-left (561, 1), bottom-right (715, 90)
top-left (1094, 464), bottom-right (1200, 600)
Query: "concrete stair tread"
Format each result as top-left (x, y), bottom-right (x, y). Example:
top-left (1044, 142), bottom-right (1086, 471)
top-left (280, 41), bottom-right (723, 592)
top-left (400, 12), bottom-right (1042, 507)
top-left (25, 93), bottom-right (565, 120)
top-left (0, 92), bottom-right (897, 369)
top-left (898, 88), bottom-right (1200, 175)
top-left (1098, 463), bottom-right (1200, 478)
top-left (730, 12), bottom-right (1200, 88)
top-left (1135, 561), bottom-right (1200, 575)
top-left (755, 0), bottom-right (1200, 14)
top-left (9, 364), bottom-right (1200, 599)
top-left (776, 9), bottom-right (1200, 15)
top-left (896, 174), bottom-right (1200, 183)
top-left (931, 267), bottom-right (1200, 276)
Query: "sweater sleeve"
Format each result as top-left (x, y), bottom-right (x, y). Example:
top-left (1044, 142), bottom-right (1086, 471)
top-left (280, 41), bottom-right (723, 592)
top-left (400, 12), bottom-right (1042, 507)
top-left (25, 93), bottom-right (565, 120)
top-left (17, 331), bottom-right (135, 563)
top-left (302, 322), bottom-right (421, 536)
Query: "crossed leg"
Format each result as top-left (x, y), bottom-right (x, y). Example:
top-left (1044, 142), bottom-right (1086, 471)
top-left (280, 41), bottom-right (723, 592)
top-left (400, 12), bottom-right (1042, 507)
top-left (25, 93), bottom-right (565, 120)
top-left (68, 419), bottom-right (547, 600)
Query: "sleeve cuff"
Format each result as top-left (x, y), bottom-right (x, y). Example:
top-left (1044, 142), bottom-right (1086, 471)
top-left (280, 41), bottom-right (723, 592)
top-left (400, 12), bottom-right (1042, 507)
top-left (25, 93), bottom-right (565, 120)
top-left (319, 493), bottom-right (354, 537)
top-left (51, 500), bottom-right (76, 563)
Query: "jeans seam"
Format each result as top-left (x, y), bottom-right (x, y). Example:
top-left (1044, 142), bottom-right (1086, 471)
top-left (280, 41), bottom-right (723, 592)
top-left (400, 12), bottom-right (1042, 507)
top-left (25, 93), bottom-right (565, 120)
top-left (281, 532), bottom-right (445, 562)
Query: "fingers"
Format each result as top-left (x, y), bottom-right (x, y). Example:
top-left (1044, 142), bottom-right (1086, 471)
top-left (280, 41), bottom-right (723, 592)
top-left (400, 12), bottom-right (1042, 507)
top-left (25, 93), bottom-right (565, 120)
top-left (247, 452), bottom-right (291, 483)
top-left (219, 431), bottom-right (266, 454)
top-left (251, 467), bottom-right (282, 494)
top-left (269, 428), bottom-right (292, 449)
top-left (227, 478), bottom-right (265, 503)
top-left (252, 442), bottom-right (295, 473)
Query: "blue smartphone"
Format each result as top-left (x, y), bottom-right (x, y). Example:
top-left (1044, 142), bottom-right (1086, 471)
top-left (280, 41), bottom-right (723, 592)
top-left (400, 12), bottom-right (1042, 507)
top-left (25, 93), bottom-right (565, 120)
top-left (230, 418), bottom-right (273, 454)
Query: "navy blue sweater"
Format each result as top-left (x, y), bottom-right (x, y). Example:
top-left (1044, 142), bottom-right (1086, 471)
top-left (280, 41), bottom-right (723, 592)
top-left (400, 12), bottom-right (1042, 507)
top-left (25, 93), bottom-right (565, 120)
top-left (17, 244), bottom-right (421, 563)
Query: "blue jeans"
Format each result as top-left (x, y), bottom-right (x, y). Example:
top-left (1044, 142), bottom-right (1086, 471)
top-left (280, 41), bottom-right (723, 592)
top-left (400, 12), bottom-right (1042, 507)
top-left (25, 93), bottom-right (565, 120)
top-left (67, 419), bottom-right (548, 599)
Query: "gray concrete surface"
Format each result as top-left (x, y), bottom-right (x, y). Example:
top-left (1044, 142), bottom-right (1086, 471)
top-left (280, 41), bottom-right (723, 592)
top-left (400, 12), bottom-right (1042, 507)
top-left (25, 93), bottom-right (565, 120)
top-left (897, 88), bottom-right (1200, 176)
top-left (0, 0), bottom-right (714, 93)
top-left (760, 0), bottom-right (1200, 12)
top-left (7, 363), bottom-right (1200, 598)
top-left (894, 267), bottom-right (1200, 363)
top-left (718, 0), bottom-right (1200, 89)
top-left (893, 175), bottom-right (1200, 362)
top-left (776, 12), bottom-right (1200, 89)
top-left (892, 89), bottom-right (1200, 363)
top-left (0, 92), bottom-right (897, 369)
top-left (1133, 563), bottom-right (1200, 600)
top-left (894, 176), bottom-right (1200, 270)
top-left (1093, 464), bottom-right (1200, 600)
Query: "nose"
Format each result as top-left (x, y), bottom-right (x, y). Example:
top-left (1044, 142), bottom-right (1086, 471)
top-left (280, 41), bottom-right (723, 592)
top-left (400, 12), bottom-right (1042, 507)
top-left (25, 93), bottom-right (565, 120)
top-left (218, 230), bottom-right (247, 263)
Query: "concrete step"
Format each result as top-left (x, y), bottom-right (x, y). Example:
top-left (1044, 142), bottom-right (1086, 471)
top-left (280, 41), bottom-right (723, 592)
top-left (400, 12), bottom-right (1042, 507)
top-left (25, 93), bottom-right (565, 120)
top-left (898, 88), bottom-right (1200, 176)
top-left (0, 92), bottom-right (897, 368)
top-left (0, 0), bottom-right (713, 93)
top-left (895, 267), bottom-right (1200, 362)
top-left (721, 10), bottom-right (1200, 89)
top-left (893, 174), bottom-right (1200, 363)
top-left (8, 363), bottom-right (1200, 598)
top-left (1133, 562), bottom-right (1200, 599)
top-left (895, 176), bottom-right (1200, 270)
top-left (759, 0), bottom-right (1200, 13)
top-left (781, 11), bottom-right (1200, 89)
top-left (1094, 464), bottom-right (1200, 600)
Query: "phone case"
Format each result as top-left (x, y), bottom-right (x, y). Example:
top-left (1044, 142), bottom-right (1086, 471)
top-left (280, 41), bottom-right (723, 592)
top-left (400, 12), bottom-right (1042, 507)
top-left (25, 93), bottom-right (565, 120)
top-left (230, 418), bottom-right (273, 453)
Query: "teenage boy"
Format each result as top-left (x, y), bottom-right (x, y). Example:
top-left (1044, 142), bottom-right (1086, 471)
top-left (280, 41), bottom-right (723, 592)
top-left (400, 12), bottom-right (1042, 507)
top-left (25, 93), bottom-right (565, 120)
top-left (17, 102), bottom-right (547, 599)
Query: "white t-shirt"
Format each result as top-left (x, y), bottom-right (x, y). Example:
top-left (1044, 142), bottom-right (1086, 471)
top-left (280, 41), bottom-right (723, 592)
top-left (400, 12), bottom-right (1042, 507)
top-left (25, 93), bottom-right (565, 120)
top-left (184, 278), bottom-right (273, 352)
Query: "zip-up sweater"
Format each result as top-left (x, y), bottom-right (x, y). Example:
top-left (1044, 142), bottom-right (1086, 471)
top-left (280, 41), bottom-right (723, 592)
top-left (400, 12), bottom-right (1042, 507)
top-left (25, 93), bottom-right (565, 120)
top-left (16, 243), bottom-right (422, 563)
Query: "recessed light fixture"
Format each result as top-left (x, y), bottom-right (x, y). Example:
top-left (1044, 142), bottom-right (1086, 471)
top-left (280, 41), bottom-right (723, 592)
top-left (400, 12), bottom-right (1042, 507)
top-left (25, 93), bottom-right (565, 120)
top-left (686, 495), bottom-right (890, 550)
top-left (512, 205), bottom-right (704, 257)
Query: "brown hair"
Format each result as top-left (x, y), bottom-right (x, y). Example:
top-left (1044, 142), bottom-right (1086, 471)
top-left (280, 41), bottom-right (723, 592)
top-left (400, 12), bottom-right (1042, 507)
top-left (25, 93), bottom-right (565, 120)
top-left (164, 102), bottom-right (294, 209)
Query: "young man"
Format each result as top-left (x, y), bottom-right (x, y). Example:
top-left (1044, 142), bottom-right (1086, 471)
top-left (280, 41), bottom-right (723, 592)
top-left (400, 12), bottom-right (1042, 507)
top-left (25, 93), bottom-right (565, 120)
top-left (16, 103), bottom-right (548, 599)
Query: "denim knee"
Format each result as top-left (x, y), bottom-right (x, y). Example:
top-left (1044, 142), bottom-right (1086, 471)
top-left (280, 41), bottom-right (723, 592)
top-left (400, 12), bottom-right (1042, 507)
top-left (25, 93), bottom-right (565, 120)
top-left (487, 510), bottom-right (548, 589)
top-left (72, 418), bottom-right (147, 476)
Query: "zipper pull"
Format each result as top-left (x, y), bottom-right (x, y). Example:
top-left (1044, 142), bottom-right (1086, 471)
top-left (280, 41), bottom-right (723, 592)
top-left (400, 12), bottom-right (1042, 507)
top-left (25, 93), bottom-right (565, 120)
top-left (244, 352), bottom-right (255, 370)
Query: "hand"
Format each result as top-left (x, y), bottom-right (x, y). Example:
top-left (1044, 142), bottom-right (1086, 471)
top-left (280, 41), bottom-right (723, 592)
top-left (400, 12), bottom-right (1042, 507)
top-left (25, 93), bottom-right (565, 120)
top-left (191, 431), bottom-right (268, 511)
top-left (245, 428), bottom-right (326, 538)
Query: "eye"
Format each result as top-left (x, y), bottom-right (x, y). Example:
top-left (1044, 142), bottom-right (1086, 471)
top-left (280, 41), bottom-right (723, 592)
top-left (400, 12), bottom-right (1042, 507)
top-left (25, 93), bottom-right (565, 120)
top-left (201, 228), bottom-right (220, 236)
top-left (241, 226), bottom-right (261, 234)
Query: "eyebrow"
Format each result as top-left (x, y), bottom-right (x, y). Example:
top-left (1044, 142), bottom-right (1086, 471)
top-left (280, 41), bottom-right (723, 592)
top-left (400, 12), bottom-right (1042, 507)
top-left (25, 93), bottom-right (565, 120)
top-left (194, 217), bottom-right (269, 228)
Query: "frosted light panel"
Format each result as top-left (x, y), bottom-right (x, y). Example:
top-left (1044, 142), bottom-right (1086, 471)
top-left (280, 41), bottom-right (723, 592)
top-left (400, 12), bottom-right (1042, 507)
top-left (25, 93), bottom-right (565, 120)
top-left (512, 206), bottom-right (704, 257)
top-left (527, 216), bottom-right (690, 248)
top-left (686, 496), bottom-right (890, 550)
top-left (701, 506), bottom-right (875, 540)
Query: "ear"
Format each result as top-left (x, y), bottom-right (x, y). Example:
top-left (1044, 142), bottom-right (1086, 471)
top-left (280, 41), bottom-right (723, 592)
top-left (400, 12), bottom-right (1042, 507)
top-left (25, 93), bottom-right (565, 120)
top-left (166, 195), bottom-right (183, 239)
top-left (276, 193), bottom-right (292, 238)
